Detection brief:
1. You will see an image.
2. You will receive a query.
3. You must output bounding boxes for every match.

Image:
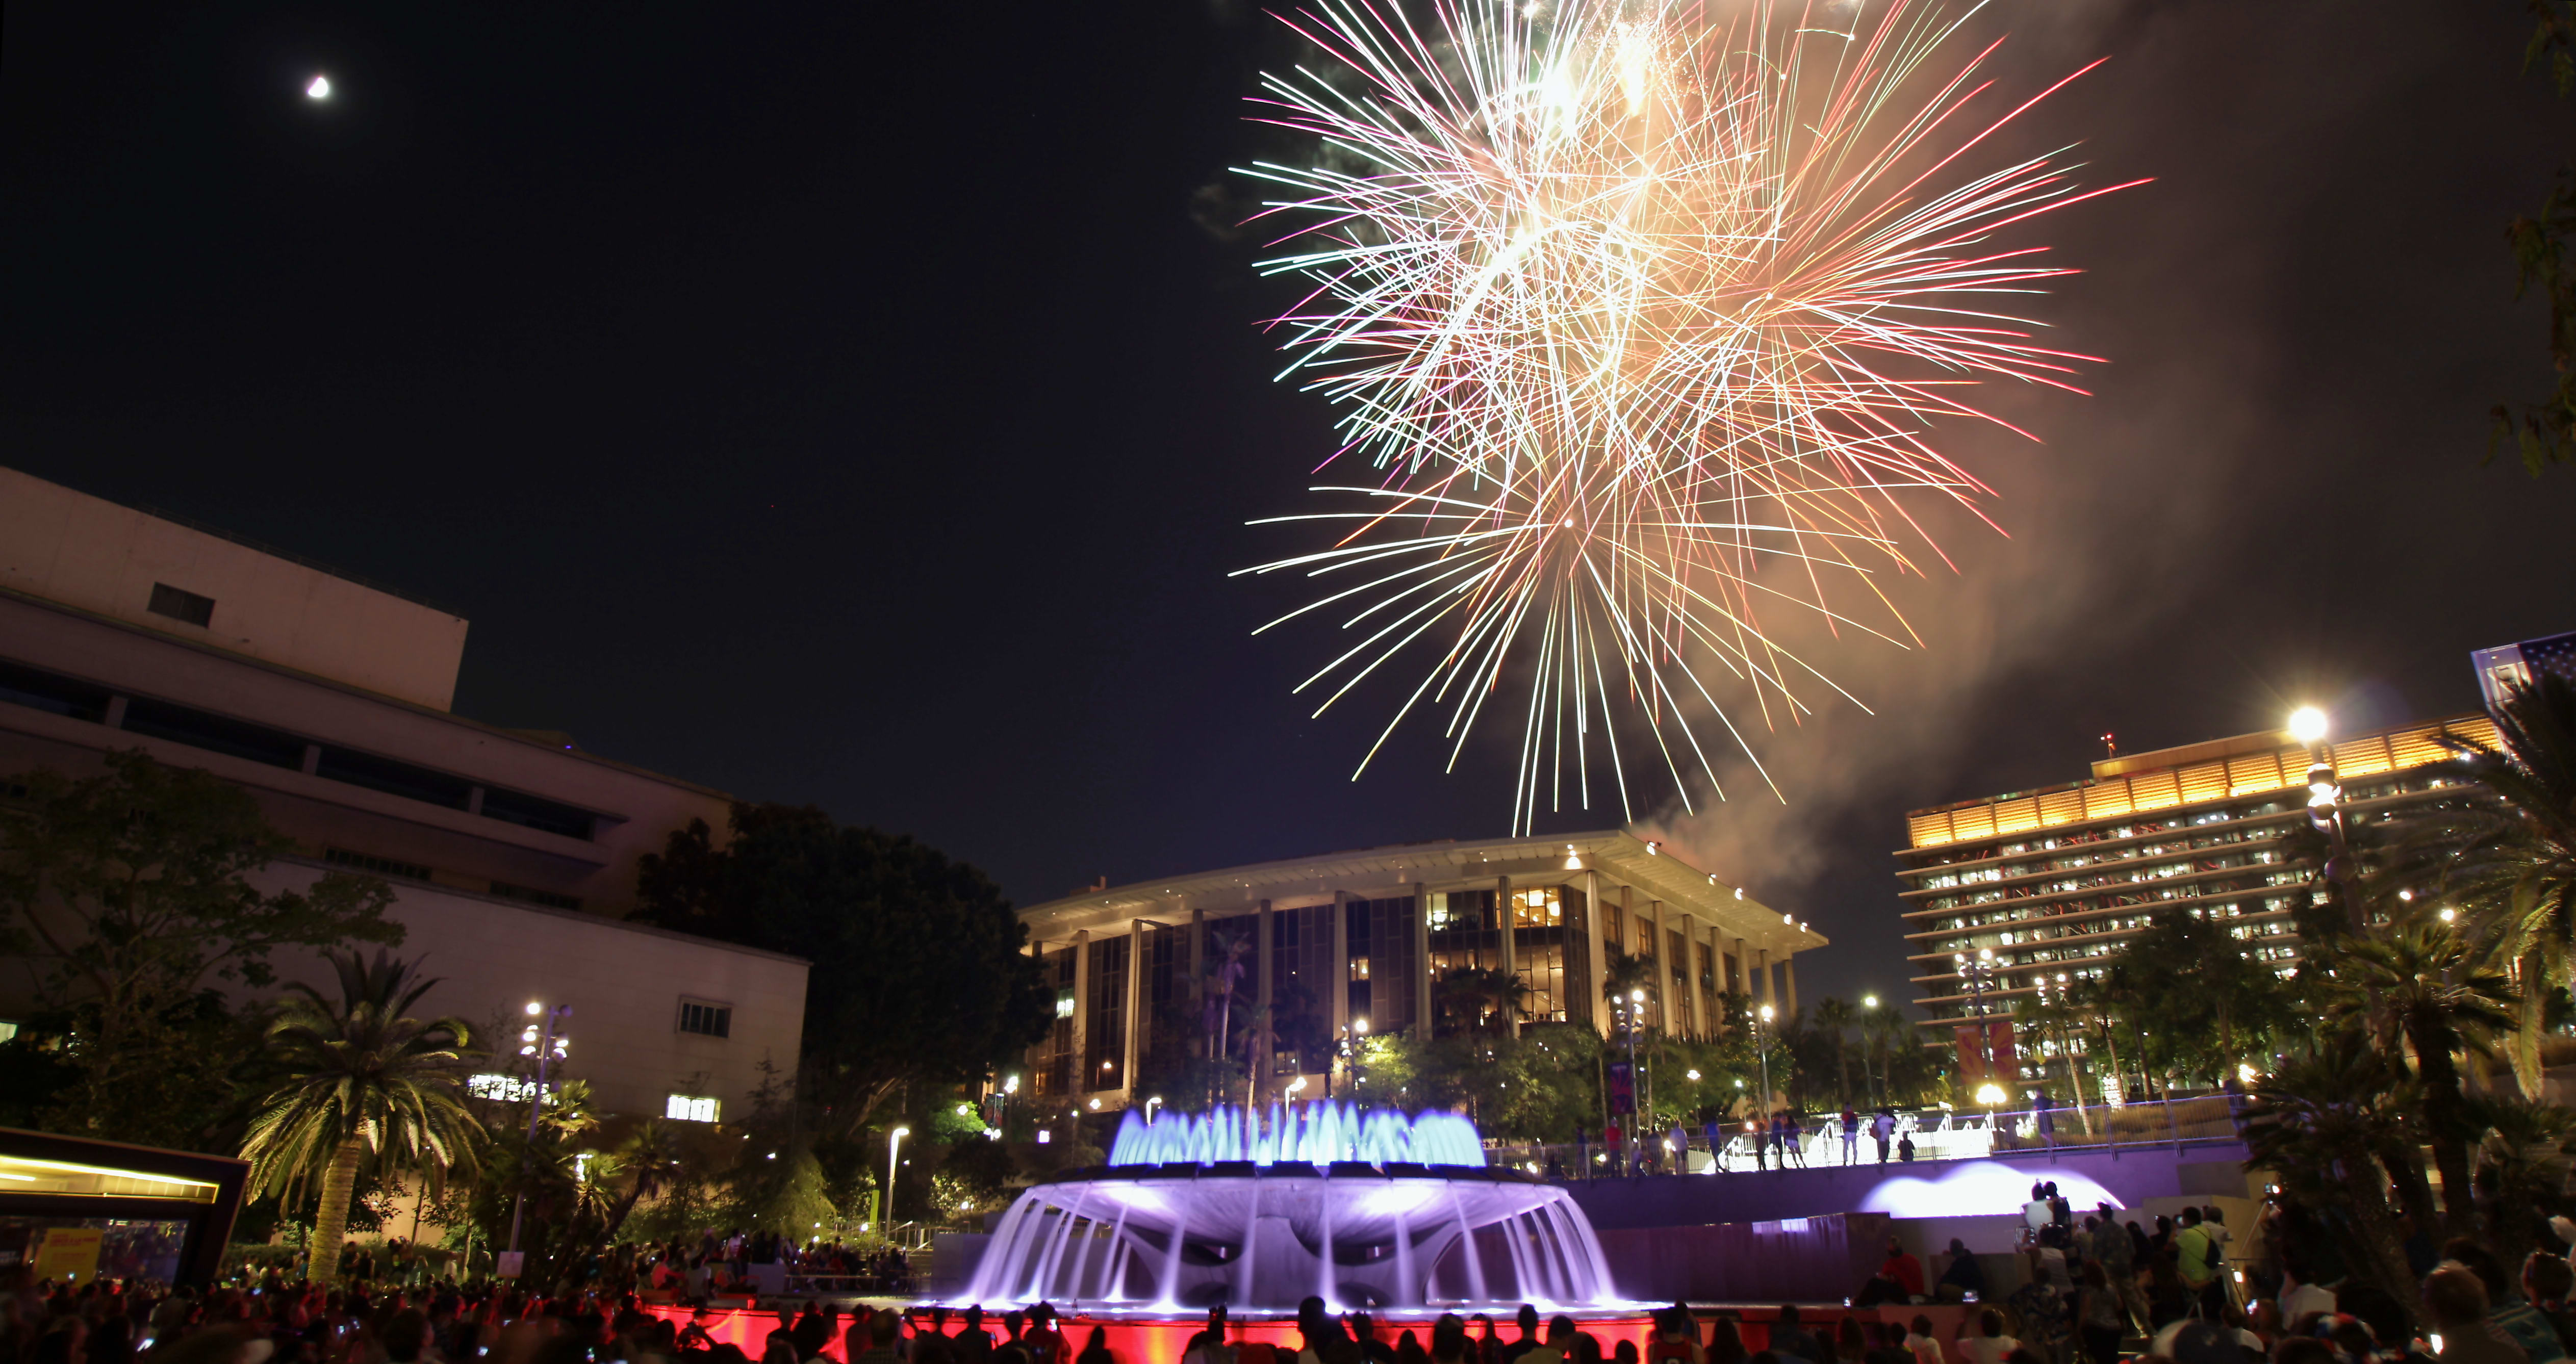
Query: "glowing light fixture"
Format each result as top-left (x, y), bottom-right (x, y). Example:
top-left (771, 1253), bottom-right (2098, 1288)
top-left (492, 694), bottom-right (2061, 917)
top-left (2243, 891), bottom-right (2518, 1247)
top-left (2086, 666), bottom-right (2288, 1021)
top-left (306, 75), bottom-right (331, 100)
top-left (2288, 706), bottom-right (2329, 745)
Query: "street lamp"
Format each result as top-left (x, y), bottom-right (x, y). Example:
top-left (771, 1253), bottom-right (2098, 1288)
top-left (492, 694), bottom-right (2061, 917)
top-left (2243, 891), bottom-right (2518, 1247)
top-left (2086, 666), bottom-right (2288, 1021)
top-left (1754, 1004), bottom-right (1775, 1127)
top-left (881, 1126), bottom-right (911, 1229)
top-left (506, 1000), bottom-right (571, 1271)
top-left (1861, 994), bottom-right (1884, 1108)
top-left (2292, 705), bottom-right (2360, 931)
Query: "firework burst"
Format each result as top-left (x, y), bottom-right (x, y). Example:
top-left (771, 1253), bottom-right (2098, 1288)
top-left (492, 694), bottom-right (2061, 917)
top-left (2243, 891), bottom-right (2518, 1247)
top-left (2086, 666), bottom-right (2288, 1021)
top-left (1234, 0), bottom-right (2141, 831)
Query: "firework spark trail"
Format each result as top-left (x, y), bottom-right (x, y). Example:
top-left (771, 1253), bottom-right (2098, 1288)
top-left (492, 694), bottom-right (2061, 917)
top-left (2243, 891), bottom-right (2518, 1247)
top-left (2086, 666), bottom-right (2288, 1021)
top-left (1232, 0), bottom-right (2144, 832)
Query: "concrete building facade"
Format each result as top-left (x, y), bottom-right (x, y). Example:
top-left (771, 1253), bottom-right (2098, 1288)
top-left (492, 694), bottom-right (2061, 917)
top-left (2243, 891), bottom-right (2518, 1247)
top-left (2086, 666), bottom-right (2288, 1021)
top-left (1895, 712), bottom-right (2501, 1042)
top-left (1011, 831), bottom-right (1825, 1111)
top-left (0, 467), bottom-right (805, 1124)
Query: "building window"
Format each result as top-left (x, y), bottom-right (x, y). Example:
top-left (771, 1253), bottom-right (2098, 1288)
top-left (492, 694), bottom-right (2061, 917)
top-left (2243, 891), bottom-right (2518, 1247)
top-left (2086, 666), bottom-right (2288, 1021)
top-left (324, 847), bottom-right (433, 883)
top-left (491, 881), bottom-right (581, 911)
top-left (119, 697), bottom-right (307, 768)
top-left (316, 747), bottom-right (475, 810)
top-left (678, 1000), bottom-right (732, 1038)
top-left (146, 583), bottom-right (215, 628)
top-left (466, 1073), bottom-right (551, 1103)
top-left (0, 660), bottom-right (113, 724)
top-left (666, 1094), bottom-right (721, 1123)
top-left (480, 788), bottom-right (595, 841)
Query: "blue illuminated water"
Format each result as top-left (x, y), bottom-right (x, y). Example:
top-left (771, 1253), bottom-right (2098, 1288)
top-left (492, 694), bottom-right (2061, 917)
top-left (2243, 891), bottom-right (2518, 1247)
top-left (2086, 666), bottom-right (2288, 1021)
top-left (1107, 1102), bottom-right (1486, 1168)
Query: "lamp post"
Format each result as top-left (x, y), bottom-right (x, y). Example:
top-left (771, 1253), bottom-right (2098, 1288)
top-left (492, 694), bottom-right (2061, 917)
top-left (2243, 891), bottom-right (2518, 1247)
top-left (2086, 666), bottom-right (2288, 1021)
top-left (1754, 1003), bottom-right (1775, 1121)
top-left (2290, 706), bottom-right (2360, 932)
top-left (506, 1000), bottom-right (570, 1267)
top-left (1627, 989), bottom-right (1648, 1153)
top-left (880, 1126), bottom-right (911, 1231)
top-left (1954, 948), bottom-right (1999, 1084)
top-left (1861, 994), bottom-right (1884, 1108)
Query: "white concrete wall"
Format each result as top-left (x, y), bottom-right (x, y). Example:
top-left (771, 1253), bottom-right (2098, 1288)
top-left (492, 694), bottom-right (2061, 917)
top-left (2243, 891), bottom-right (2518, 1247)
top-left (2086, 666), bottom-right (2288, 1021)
top-left (246, 863), bottom-right (808, 1126)
top-left (0, 467), bottom-right (469, 711)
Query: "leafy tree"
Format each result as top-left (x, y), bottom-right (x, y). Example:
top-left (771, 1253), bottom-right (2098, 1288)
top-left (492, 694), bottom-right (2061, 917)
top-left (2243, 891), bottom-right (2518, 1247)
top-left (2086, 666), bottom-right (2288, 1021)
top-left (2325, 918), bottom-right (2519, 1239)
top-left (2377, 674), bottom-right (2576, 1097)
top-left (634, 803), bottom-right (1053, 1137)
top-left (2110, 910), bottom-right (2301, 1086)
top-left (239, 950), bottom-right (483, 1281)
top-left (0, 752), bottom-right (402, 1136)
top-left (2494, 0), bottom-right (2576, 474)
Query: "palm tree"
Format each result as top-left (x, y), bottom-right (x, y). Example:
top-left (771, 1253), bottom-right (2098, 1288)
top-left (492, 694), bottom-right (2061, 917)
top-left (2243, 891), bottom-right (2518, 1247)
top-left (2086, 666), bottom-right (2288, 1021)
top-left (240, 950), bottom-right (483, 1279)
top-left (2465, 1091), bottom-right (2576, 1266)
top-left (2012, 991), bottom-right (2095, 1135)
top-left (2378, 673), bottom-right (2576, 1097)
top-left (2326, 919), bottom-right (2519, 1237)
top-left (1437, 966), bottom-right (1527, 1036)
top-left (1240, 1003), bottom-right (1280, 1108)
top-left (1598, 947), bottom-right (1657, 1032)
top-left (2242, 1025), bottom-right (2425, 1321)
top-left (596, 1117), bottom-right (685, 1248)
top-left (1813, 997), bottom-right (1855, 1106)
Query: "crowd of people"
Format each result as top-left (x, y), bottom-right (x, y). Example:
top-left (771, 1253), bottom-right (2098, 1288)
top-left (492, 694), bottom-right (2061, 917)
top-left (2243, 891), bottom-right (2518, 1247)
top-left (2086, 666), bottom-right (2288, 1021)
top-left (1844, 1185), bottom-right (2576, 1364)
top-left (1570, 1108), bottom-right (1921, 1177)
top-left (13, 1187), bottom-right (2576, 1364)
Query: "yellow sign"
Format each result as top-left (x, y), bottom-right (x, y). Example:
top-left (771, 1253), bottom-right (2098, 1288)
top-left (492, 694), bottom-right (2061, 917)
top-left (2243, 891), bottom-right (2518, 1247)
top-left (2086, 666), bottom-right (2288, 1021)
top-left (33, 1228), bottom-right (104, 1282)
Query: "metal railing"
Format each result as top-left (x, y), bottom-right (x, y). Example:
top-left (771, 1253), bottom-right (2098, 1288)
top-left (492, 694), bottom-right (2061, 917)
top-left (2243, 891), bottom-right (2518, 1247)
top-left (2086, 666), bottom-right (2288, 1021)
top-left (1483, 1095), bottom-right (2248, 1179)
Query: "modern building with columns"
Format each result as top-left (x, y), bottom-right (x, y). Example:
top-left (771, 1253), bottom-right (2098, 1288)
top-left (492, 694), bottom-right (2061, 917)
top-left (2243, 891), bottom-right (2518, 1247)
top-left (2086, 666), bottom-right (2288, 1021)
top-left (1012, 831), bottom-right (1826, 1111)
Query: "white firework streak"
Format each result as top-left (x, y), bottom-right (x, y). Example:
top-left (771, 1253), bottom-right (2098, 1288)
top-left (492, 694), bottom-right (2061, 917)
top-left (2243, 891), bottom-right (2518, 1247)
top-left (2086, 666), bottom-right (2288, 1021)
top-left (1232, 0), bottom-right (2145, 832)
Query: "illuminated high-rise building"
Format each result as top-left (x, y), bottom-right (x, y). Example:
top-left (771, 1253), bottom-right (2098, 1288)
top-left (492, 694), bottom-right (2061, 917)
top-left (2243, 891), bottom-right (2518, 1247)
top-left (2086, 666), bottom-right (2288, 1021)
top-left (1895, 711), bottom-right (2501, 1036)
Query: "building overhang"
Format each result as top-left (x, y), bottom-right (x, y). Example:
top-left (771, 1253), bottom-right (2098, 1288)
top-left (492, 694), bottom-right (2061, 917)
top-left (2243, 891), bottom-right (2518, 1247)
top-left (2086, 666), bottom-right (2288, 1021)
top-left (1016, 830), bottom-right (1826, 954)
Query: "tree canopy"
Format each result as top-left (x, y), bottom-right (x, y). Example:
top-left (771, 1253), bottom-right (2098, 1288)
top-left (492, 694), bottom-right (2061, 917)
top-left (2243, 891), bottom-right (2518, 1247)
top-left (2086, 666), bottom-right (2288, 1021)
top-left (633, 802), bottom-right (1053, 1136)
top-left (0, 750), bottom-right (402, 1142)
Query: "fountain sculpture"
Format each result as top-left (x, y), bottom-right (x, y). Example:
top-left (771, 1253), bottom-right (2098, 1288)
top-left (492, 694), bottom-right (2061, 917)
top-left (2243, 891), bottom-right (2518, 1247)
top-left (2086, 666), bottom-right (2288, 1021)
top-left (954, 1104), bottom-right (1625, 1314)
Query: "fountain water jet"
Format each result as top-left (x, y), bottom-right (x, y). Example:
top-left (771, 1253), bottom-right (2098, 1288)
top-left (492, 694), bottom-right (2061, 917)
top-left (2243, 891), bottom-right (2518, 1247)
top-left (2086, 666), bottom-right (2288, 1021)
top-left (952, 1104), bottom-right (1625, 1314)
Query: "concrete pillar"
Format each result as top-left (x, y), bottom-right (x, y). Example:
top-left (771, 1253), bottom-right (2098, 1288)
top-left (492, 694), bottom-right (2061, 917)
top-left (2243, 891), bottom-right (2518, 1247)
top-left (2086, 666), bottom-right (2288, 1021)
top-left (1189, 906), bottom-right (1206, 1012)
top-left (1752, 946), bottom-right (1771, 1014)
top-left (1782, 953), bottom-right (1799, 1018)
top-left (1497, 874), bottom-right (1518, 1037)
top-left (1332, 890), bottom-right (1353, 1037)
top-left (1732, 937), bottom-right (1749, 999)
top-left (1686, 916), bottom-right (1710, 1042)
top-left (1411, 882), bottom-right (1432, 1038)
top-left (1071, 930), bottom-right (1092, 1099)
top-left (1583, 869), bottom-right (1608, 1038)
top-left (1651, 900), bottom-right (1668, 1034)
top-left (1123, 918), bottom-right (1147, 1100)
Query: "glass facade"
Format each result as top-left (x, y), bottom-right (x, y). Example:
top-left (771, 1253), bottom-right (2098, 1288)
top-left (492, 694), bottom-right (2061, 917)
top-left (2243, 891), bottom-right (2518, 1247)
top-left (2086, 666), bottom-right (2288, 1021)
top-left (1344, 895), bottom-right (1418, 1036)
top-left (1024, 862), bottom-right (1765, 1100)
top-left (1085, 933), bottom-right (1130, 1089)
top-left (1034, 945), bottom-right (1077, 1098)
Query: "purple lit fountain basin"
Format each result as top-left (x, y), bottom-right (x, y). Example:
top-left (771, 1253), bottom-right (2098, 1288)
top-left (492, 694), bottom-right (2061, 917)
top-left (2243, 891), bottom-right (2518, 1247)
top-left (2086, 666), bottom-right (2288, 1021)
top-left (958, 1161), bottom-right (1624, 1315)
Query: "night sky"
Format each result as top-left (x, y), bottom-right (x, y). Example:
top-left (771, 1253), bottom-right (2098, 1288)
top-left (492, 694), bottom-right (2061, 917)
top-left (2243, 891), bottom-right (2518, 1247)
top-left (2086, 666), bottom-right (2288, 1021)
top-left (5, 3), bottom-right (2572, 1018)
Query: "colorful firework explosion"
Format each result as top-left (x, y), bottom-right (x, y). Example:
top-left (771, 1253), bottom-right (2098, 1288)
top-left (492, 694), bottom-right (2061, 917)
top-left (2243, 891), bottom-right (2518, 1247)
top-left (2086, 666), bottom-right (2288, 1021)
top-left (1235, 0), bottom-right (2140, 830)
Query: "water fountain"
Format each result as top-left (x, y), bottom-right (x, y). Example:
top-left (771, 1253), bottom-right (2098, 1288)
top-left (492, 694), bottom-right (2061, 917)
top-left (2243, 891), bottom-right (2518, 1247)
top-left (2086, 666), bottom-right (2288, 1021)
top-left (952, 1104), bottom-right (1627, 1315)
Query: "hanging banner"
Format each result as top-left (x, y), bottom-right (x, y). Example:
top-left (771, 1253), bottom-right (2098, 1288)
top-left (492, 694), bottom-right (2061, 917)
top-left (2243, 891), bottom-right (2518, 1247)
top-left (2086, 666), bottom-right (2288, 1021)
top-left (1607, 1060), bottom-right (1635, 1115)
top-left (1954, 1025), bottom-right (1986, 1082)
top-left (1988, 1020), bottom-right (2018, 1076)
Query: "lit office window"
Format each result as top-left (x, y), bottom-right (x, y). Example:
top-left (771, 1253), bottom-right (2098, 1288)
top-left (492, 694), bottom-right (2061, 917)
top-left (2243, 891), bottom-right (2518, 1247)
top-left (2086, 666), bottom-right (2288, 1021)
top-left (666, 1095), bottom-right (720, 1123)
